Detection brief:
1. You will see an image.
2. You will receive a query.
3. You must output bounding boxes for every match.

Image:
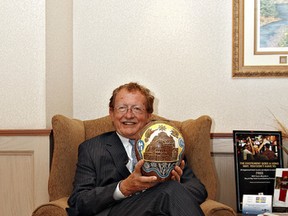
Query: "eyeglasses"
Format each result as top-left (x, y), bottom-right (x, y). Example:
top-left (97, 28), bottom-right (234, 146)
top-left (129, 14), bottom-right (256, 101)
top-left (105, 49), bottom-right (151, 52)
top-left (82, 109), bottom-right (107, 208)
top-left (114, 105), bottom-right (146, 115)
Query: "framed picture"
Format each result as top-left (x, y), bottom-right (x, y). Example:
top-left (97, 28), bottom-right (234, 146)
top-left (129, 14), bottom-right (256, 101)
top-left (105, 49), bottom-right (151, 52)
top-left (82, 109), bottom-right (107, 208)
top-left (233, 130), bottom-right (283, 212)
top-left (232, 0), bottom-right (288, 77)
top-left (254, 0), bottom-right (288, 55)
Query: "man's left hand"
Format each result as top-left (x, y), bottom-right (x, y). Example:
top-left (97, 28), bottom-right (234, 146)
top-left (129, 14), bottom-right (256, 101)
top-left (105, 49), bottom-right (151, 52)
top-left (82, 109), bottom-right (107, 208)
top-left (170, 160), bottom-right (185, 182)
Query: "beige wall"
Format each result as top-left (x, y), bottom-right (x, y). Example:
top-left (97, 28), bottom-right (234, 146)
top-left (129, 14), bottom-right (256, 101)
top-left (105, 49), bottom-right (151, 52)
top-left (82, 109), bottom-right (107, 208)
top-left (0, 0), bottom-right (46, 129)
top-left (0, 0), bottom-right (73, 129)
top-left (73, 0), bottom-right (288, 133)
top-left (1, 0), bottom-right (287, 132)
top-left (46, 0), bottom-right (73, 126)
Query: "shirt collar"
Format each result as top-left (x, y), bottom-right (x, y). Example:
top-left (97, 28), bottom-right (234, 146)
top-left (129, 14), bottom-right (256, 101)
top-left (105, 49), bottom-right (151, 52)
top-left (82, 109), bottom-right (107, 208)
top-left (116, 132), bottom-right (130, 148)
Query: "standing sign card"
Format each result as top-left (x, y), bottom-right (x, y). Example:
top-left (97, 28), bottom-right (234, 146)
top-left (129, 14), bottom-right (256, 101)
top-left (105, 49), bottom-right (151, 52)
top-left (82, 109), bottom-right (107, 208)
top-left (233, 130), bottom-right (283, 212)
top-left (242, 194), bottom-right (272, 215)
top-left (273, 168), bottom-right (288, 209)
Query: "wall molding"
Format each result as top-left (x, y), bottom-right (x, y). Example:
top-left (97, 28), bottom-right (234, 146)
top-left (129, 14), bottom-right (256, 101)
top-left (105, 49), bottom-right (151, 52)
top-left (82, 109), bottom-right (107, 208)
top-left (0, 130), bottom-right (230, 138)
top-left (0, 129), bottom-right (51, 136)
top-left (211, 133), bottom-right (233, 139)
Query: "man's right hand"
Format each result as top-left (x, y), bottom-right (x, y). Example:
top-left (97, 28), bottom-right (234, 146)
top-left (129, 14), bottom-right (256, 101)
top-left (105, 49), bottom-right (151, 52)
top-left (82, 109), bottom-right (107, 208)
top-left (119, 159), bottom-right (158, 197)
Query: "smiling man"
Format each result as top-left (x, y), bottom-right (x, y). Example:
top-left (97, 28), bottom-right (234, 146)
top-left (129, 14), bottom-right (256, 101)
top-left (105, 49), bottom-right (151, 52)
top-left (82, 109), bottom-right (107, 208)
top-left (67, 82), bottom-right (207, 216)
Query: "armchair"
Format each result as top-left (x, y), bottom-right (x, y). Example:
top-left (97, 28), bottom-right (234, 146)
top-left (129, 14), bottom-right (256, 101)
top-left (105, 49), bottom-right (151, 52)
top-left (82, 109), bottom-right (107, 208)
top-left (32, 114), bottom-right (236, 216)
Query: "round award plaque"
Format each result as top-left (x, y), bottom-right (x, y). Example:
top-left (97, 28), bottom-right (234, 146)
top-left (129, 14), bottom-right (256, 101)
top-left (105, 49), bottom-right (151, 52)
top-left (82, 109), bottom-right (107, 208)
top-left (135, 121), bottom-right (185, 181)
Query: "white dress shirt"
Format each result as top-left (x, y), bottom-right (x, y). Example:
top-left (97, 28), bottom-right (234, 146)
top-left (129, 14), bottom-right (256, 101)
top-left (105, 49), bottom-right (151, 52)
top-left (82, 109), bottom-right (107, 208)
top-left (113, 133), bottom-right (134, 200)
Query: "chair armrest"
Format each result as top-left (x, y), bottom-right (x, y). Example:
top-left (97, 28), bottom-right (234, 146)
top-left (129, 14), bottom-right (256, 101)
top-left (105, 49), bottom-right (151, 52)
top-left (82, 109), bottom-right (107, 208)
top-left (32, 197), bottom-right (68, 216)
top-left (201, 199), bottom-right (237, 216)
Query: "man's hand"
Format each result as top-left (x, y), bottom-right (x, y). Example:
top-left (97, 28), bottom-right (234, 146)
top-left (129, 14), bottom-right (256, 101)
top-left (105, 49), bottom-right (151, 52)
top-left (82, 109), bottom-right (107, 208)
top-left (120, 159), bottom-right (158, 197)
top-left (170, 160), bottom-right (185, 182)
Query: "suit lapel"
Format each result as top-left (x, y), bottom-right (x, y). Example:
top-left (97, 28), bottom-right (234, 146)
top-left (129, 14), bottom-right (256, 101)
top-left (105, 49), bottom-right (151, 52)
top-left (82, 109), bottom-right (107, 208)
top-left (106, 132), bottom-right (131, 178)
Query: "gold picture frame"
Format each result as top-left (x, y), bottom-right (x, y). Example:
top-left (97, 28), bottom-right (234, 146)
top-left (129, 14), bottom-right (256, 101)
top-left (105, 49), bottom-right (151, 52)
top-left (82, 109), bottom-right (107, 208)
top-left (232, 0), bottom-right (288, 77)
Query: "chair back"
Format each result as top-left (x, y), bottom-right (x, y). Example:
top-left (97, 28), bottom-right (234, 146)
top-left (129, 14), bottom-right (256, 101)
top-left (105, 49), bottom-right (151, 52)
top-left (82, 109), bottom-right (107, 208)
top-left (48, 114), bottom-right (217, 201)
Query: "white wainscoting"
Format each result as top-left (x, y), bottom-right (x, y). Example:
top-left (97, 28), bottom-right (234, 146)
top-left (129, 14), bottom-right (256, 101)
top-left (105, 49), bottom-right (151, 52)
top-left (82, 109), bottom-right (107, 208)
top-left (211, 137), bottom-right (237, 211)
top-left (0, 131), bottom-right (50, 216)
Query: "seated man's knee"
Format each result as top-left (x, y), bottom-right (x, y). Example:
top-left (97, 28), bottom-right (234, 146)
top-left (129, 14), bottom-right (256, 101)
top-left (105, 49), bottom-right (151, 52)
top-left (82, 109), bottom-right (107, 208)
top-left (159, 181), bottom-right (186, 196)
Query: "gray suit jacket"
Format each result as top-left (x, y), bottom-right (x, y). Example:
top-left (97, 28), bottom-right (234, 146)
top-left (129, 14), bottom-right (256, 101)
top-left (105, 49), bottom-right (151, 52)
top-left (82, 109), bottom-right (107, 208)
top-left (67, 131), bottom-right (207, 216)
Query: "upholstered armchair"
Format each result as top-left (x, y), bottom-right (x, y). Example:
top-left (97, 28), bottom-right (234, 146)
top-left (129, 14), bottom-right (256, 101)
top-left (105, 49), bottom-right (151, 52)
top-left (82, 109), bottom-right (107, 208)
top-left (32, 114), bottom-right (236, 216)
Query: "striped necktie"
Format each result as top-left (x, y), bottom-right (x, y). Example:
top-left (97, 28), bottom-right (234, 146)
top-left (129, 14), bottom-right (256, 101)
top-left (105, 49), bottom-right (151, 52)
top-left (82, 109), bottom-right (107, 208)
top-left (129, 139), bottom-right (137, 171)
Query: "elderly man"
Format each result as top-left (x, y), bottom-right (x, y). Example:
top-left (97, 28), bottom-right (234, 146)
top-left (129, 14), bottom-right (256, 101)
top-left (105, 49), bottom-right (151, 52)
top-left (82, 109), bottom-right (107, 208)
top-left (67, 82), bottom-right (207, 216)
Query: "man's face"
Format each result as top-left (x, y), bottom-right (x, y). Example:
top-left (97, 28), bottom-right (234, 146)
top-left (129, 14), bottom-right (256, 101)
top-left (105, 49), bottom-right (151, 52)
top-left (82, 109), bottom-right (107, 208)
top-left (109, 89), bottom-right (151, 139)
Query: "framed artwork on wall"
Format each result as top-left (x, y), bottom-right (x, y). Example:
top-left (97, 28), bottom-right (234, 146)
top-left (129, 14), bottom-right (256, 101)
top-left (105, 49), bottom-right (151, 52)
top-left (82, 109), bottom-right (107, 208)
top-left (254, 0), bottom-right (288, 55)
top-left (232, 0), bottom-right (288, 77)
